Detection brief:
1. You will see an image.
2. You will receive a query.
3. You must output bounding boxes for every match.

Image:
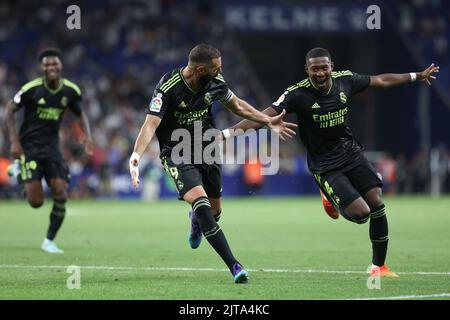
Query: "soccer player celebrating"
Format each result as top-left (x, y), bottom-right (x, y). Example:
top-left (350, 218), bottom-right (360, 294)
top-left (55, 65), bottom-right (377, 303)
top-left (6, 48), bottom-right (93, 253)
top-left (224, 47), bottom-right (439, 277)
top-left (129, 44), bottom-right (296, 283)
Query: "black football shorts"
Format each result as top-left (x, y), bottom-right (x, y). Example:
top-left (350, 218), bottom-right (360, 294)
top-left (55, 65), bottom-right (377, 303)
top-left (161, 157), bottom-right (222, 199)
top-left (313, 154), bottom-right (383, 210)
top-left (18, 153), bottom-right (70, 184)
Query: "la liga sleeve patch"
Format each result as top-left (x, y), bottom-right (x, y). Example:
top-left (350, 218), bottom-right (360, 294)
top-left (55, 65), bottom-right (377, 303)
top-left (149, 93), bottom-right (163, 112)
top-left (273, 91), bottom-right (288, 107)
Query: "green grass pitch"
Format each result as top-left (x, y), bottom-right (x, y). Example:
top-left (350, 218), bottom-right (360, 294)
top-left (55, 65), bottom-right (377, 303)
top-left (0, 196), bottom-right (449, 300)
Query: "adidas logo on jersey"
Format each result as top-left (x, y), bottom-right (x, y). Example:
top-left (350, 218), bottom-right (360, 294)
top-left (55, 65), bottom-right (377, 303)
top-left (178, 101), bottom-right (187, 108)
top-left (38, 98), bottom-right (46, 105)
top-left (312, 102), bottom-right (321, 109)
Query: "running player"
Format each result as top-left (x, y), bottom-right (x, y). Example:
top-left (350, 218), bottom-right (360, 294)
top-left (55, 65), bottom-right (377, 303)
top-left (223, 47), bottom-right (439, 277)
top-left (6, 48), bottom-right (93, 253)
top-left (129, 44), bottom-right (296, 283)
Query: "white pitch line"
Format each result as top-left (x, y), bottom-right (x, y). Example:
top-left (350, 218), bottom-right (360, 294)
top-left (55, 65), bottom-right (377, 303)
top-left (347, 293), bottom-right (450, 300)
top-left (0, 265), bottom-right (450, 276)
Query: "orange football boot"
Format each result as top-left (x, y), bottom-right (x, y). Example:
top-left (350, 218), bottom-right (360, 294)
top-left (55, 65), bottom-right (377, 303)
top-left (369, 264), bottom-right (399, 278)
top-left (320, 190), bottom-right (339, 219)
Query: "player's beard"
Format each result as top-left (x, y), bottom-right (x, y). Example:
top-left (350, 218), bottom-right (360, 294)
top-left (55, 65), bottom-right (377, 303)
top-left (198, 74), bottom-right (214, 87)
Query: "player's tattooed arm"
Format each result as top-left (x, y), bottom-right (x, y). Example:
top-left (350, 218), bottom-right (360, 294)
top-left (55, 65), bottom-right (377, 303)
top-left (370, 63), bottom-right (439, 88)
top-left (5, 99), bottom-right (23, 159)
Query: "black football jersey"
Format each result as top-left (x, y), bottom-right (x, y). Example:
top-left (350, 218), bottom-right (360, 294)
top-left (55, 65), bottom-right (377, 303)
top-left (146, 67), bottom-right (234, 160)
top-left (13, 77), bottom-right (82, 158)
top-left (272, 70), bottom-right (371, 173)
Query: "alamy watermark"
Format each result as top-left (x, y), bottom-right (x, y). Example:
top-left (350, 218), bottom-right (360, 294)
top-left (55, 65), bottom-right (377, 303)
top-left (170, 121), bottom-right (280, 175)
top-left (366, 5), bottom-right (381, 30)
top-left (66, 265), bottom-right (81, 289)
top-left (366, 266), bottom-right (381, 290)
top-left (67, 4), bottom-right (381, 31)
top-left (66, 5), bottom-right (81, 30)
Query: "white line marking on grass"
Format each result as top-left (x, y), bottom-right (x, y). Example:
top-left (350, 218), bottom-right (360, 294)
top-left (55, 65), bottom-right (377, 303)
top-left (347, 293), bottom-right (450, 300)
top-left (1, 265), bottom-right (450, 276)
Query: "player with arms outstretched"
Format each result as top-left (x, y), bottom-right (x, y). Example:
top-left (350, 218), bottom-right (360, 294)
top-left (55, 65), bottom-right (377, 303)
top-left (223, 47), bottom-right (439, 277)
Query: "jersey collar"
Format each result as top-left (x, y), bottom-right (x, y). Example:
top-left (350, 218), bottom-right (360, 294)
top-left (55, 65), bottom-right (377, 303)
top-left (43, 77), bottom-right (64, 95)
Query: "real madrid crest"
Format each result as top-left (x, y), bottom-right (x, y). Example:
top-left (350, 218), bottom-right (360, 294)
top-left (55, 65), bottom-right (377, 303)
top-left (61, 96), bottom-right (68, 107)
top-left (339, 92), bottom-right (347, 104)
top-left (204, 92), bottom-right (212, 104)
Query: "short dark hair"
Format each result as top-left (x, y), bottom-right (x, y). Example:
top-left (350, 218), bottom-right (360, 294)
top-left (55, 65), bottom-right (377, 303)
top-left (188, 44), bottom-right (221, 64)
top-left (38, 47), bottom-right (62, 62)
top-left (305, 47), bottom-right (331, 63)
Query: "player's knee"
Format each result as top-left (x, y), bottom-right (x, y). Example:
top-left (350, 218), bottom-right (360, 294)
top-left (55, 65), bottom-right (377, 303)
top-left (353, 213), bottom-right (370, 224)
top-left (52, 189), bottom-right (67, 201)
top-left (184, 186), bottom-right (207, 205)
top-left (343, 208), bottom-right (371, 224)
top-left (28, 198), bottom-right (44, 208)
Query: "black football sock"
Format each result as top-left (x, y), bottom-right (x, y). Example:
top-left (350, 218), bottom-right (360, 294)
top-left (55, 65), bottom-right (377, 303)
top-left (192, 209), bottom-right (220, 225)
top-left (46, 198), bottom-right (66, 241)
top-left (369, 204), bottom-right (389, 266)
top-left (192, 197), bottom-right (238, 272)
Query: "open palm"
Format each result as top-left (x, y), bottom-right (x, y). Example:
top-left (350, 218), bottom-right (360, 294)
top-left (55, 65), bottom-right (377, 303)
top-left (268, 109), bottom-right (298, 141)
top-left (418, 63), bottom-right (439, 86)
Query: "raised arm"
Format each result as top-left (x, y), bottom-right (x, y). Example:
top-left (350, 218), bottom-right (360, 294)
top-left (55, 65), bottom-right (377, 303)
top-left (129, 114), bottom-right (162, 189)
top-left (369, 63), bottom-right (439, 88)
top-left (5, 99), bottom-right (23, 159)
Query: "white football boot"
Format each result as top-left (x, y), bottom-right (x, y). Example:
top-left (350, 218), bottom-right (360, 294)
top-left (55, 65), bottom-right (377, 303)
top-left (41, 239), bottom-right (64, 254)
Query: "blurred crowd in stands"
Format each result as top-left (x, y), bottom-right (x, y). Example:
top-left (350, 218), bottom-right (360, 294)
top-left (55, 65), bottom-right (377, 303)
top-left (0, 0), bottom-right (260, 198)
top-left (1, 0), bottom-right (449, 198)
top-left (398, 0), bottom-right (450, 88)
